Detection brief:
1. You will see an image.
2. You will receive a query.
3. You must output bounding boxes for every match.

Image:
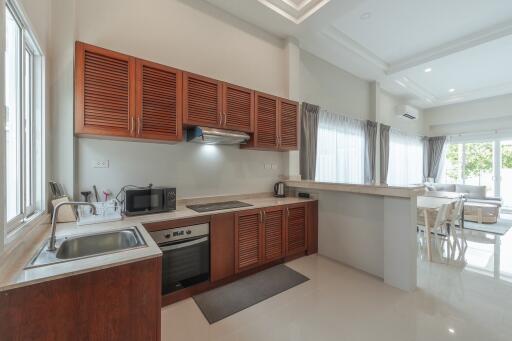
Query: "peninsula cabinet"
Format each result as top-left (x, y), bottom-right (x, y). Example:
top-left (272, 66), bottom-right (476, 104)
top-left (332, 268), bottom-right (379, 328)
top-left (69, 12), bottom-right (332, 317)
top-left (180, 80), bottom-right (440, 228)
top-left (242, 92), bottom-right (299, 151)
top-left (75, 41), bottom-right (182, 142)
top-left (183, 73), bottom-right (255, 133)
top-left (0, 257), bottom-right (162, 341)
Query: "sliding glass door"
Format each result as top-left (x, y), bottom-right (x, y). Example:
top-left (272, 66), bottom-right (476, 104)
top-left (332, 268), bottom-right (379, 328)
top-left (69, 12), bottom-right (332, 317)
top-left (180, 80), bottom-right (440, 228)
top-left (443, 139), bottom-right (512, 208)
top-left (500, 141), bottom-right (512, 207)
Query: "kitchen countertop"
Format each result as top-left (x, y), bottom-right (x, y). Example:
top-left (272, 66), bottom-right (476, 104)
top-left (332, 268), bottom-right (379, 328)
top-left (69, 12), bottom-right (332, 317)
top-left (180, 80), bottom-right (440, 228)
top-left (0, 194), bottom-right (315, 292)
top-left (285, 180), bottom-right (425, 198)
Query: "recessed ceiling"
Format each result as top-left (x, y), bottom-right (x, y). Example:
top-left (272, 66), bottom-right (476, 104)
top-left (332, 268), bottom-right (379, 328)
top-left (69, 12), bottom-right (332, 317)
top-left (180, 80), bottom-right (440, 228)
top-left (203, 0), bottom-right (512, 108)
top-left (258, 0), bottom-right (331, 24)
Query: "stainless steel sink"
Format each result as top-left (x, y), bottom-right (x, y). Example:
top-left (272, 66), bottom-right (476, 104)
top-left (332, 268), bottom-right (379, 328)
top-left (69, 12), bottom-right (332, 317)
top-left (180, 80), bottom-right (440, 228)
top-left (25, 227), bottom-right (147, 269)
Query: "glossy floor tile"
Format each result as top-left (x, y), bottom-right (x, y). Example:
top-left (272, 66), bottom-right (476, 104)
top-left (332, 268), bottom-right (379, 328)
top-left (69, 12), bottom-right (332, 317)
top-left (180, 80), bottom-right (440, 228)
top-left (161, 224), bottom-right (512, 341)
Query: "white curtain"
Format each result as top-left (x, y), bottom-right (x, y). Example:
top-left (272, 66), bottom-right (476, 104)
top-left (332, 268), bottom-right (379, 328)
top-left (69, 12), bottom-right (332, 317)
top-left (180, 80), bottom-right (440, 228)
top-left (315, 111), bottom-right (365, 184)
top-left (388, 129), bottom-right (424, 186)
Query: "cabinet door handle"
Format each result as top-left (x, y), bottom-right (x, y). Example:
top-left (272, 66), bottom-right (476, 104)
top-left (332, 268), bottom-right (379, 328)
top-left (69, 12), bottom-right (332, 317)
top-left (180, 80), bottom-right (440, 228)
top-left (287, 207), bottom-right (290, 217)
top-left (131, 117), bottom-right (135, 135)
top-left (259, 211), bottom-right (263, 223)
top-left (219, 112), bottom-right (223, 126)
top-left (224, 112), bottom-right (227, 126)
top-left (137, 116), bottom-right (141, 136)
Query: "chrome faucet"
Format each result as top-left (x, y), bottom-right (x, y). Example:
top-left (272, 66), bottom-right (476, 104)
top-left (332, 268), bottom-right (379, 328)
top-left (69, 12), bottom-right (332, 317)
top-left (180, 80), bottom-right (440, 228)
top-left (48, 201), bottom-right (97, 251)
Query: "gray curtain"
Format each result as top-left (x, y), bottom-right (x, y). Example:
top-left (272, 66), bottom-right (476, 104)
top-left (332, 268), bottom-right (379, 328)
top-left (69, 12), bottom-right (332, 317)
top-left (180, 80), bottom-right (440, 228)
top-left (422, 137), bottom-right (429, 182)
top-left (300, 102), bottom-right (320, 180)
top-left (379, 124), bottom-right (391, 185)
top-left (427, 136), bottom-right (447, 182)
top-left (364, 120), bottom-right (378, 184)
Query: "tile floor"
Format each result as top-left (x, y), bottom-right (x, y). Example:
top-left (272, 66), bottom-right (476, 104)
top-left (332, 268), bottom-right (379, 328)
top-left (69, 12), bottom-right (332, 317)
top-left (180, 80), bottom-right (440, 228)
top-left (161, 226), bottom-right (512, 341)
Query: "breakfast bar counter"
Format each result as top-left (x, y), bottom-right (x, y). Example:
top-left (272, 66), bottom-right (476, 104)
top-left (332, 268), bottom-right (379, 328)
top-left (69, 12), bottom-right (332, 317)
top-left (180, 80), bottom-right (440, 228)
top-left (286, 180), bottom-right (425, 292)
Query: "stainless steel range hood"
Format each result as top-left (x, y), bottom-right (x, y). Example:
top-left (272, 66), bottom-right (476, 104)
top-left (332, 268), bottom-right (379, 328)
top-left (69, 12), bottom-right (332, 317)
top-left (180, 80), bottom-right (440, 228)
top-left (186, 126), bottom-right (250, 145)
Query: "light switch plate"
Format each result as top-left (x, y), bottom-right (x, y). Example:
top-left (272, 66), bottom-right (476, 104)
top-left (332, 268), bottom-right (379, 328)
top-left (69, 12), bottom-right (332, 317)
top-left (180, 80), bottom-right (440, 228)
top-left (93, 160), bottom-right (109, 168)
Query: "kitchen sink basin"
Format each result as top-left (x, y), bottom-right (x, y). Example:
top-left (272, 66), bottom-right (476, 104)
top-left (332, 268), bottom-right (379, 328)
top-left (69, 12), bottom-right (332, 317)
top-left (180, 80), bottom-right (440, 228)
top-left (25, 227), bottom-right (147, 269)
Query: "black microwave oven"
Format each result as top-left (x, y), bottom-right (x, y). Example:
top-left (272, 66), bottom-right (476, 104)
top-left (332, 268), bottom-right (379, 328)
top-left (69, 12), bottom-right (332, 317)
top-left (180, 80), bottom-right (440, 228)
top-left (124, 187), bottom-right (176, 216)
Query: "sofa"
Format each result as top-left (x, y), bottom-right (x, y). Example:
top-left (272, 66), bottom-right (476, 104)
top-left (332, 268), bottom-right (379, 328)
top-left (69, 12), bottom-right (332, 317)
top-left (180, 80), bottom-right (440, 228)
top-left (426, 183), bottom-right (502, 207)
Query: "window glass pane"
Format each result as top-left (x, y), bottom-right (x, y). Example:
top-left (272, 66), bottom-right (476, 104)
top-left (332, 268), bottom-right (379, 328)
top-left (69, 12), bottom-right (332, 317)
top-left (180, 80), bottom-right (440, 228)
top-left (443, 143), bottom-right (463, 183)
top-left (24, 48), bottom-right (34, 211)
top-left (501, 141), bottom-right (512, 208)
top-left (463, 142), bottom-right (494, 196)
top-left (5, 7), bottom-right (22, 222)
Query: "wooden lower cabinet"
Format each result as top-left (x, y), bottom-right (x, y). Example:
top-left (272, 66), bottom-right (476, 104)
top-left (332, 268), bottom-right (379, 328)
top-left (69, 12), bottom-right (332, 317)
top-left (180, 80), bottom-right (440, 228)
top-left (285, 203), bottom-right (308, 256)
top-left (0, 257), bottom-right (162, 341)
top-left (234, 208), bottom-right (263, 273)
top-left (210, 212), bottom-right (235, 282)
top-left (263, 206), bottom-right (286, 262)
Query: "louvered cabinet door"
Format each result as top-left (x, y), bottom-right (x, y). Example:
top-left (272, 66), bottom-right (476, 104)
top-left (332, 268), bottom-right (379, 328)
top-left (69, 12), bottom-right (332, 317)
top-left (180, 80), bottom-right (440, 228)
top-left (183, 72), bottom-right (222, 128)
top-left (253, 92), bottom-right (278, 149)
top-left (75, 42), bottom-right (135, 137)
top-left (235, 209), bottom-right (263, 273)
top-left (222, 83), bottom-right (254, 132)
top-left (285, 203), bottom-right (307, 256)
top-left (136, 59), bottom-right (182, 141)
top-left (263, 206), bottom-right (285, 263)
top-left (278, 99), bottom-right (299, 150)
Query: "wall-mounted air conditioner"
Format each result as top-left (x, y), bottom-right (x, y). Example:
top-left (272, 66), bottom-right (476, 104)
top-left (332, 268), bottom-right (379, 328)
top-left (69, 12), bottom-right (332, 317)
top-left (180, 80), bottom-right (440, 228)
top-left (396, 105), bottom-right (419, 120)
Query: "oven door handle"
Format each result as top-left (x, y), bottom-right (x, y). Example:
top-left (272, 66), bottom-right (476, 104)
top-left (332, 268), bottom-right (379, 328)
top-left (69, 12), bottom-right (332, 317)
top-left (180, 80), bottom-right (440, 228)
top-left (159, 236), bottom-right (209, 251)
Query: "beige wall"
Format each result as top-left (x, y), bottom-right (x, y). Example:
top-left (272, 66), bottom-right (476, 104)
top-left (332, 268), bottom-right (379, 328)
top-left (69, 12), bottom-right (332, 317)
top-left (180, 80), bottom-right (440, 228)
top-left (71, 0), bottom-right (289, 198)
top-left (425, 93), bottom-right (512, 136)
top-left (299, 50), bottom-right (370, 120)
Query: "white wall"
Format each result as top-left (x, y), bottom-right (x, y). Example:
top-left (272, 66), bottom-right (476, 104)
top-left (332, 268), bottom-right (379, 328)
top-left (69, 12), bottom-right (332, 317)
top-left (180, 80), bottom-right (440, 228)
top-left (69, 0), bottom-right (290, 198)
top-left (299, 49), bottom-right (370, 120)
top-left (425, 93), bottom-right (512, 136)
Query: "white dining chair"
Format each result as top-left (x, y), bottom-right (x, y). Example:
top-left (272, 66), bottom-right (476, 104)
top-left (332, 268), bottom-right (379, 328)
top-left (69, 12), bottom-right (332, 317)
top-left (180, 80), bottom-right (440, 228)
top-left (445, 199), bottom-right (464, 252)
top-left (419, 203), bottom-right (450, 261)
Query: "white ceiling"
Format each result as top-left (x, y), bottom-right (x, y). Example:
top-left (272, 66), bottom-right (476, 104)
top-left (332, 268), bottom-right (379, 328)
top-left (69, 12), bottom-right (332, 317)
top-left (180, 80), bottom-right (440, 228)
top-left (202, 0), bottom-right (512, 108)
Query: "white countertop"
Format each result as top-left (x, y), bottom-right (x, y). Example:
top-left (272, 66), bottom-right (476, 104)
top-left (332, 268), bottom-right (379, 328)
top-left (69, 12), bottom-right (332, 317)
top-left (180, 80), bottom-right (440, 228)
top-left (285, 180), bottom-right (425, 198)
top-left (0, 194), bottom-right (315, 292)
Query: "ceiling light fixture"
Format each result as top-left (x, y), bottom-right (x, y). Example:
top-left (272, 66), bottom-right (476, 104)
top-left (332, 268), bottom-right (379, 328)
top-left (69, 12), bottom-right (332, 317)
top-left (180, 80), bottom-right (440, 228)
top-left (424, 68), bottom-right (432, 73)
top-left (448, 328), bottom-right (455, 334)
top-left (449, 88), bottom-right (455, 93)
top-left (360, 12), bottom-right (371, 20)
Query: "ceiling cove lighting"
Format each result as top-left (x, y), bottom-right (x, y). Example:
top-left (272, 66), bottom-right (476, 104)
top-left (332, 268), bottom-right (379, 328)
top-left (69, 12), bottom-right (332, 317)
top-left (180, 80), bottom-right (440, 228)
top-left (258, 0), bottom-right (331, 24)
top-left (424, 67), bottom-right (432, 73)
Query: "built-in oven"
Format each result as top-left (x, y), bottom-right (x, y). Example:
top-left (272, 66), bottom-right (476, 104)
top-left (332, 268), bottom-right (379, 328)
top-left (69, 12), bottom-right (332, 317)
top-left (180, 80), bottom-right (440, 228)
top-left (150, 223), bottom-right (210, 295)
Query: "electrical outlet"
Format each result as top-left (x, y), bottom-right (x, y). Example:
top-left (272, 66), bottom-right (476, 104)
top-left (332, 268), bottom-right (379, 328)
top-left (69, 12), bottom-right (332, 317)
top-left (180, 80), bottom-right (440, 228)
top-left (93, 160), bottom-right (109, 168)
top-left (264, 163), bottom-right (271, 169)
top-left (271, 164), bottom-right (277, 169)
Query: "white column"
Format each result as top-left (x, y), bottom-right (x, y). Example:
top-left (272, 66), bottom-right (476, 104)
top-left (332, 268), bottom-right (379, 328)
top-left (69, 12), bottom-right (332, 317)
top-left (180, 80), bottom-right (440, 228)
top-left (285, 38), bottom-right (301, 180)
top-left (383, 195), bottom-right (418, 291)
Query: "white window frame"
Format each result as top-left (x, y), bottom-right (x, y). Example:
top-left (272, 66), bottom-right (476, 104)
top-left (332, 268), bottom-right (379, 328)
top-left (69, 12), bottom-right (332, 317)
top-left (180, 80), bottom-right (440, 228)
top-left (4, 0), bottom-right (45, 235)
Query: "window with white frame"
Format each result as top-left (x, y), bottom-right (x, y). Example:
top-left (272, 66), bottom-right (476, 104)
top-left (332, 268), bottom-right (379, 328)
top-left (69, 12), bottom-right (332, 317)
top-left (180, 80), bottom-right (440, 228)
top-left (315, 111), bottom-right (365, 184)
top-left (387, 129), bottom-right (424, 186)
top-left (5, 0), bottom-right (44, 233)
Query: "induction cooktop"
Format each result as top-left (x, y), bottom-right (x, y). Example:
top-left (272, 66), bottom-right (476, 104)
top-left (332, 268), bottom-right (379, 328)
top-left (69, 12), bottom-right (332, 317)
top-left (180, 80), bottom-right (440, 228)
top-left (186, 200), bottom-right (253, 213)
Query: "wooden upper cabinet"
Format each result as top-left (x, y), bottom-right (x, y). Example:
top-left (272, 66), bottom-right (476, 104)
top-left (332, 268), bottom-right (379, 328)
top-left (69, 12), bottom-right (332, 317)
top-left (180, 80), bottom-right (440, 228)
top-left (234, 209), bottom-right (263, 273)
top-left (136, 59), bottom-right (182, 141)
top-left (222, 83), bottom-right (254, 132)
top-left (183, 72), bottom-right (222, 127)
top-left (75, 42), bottom-right (135, 137)
top-left (263, 206), bottom-right (285, 263)
top-left (243, 92), bottom-right (278, 150)
top-left (285, 203), bottom-right (307, 256)
top-left (242, 93), bottom-right (299, 151)
top-left (278, 99), bottom-right (299, 150)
